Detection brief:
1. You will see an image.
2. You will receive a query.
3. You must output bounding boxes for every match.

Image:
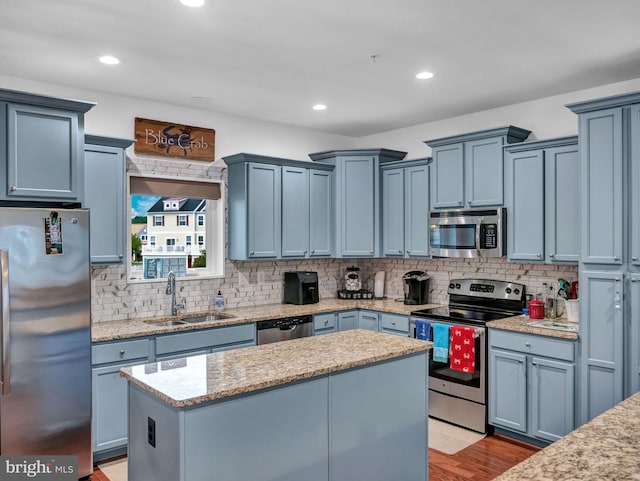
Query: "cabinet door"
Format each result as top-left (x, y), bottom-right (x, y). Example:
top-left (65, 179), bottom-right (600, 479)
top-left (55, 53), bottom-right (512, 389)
top-left (93, 360), bottom-right (146, 455)
top-left (281, 166), bottom-right (309, 257)
top-left (488, 348), bottom-right (527, 433)
top-left (430, 143), bottom-right (464, 209)
top-left (5, 103), bottom-right (81, 201)
top-left (630, 104), bottom-right (640, 267)
top-left (247, 163), bottom-right (281, 258)
top-left (404, 165), bottom-right (429, 257)
top-left (382, 168), bottom-right (405, 256)
top-left (530, 357), bottom-right (574, 442)
top-left (579, 108), bottom-right (624, 264)
top-left (629, 274), bottom-right (640, 395)
top-left (84, 143), bottom-right (125, 263)
top-left (338, 311), bottom-right (357, 331)
top-left (341, 157), bottom-right (375, 256)
top-left (464, 137), bottom-right (504, 207)
top-left (309, 169), bottom-right (333, 257)
top-left (358, 311), bottom-right (380, 331)
top-left (545, 145), bottom-right (579, 263)
top-left (505, 149), bottom-right (545, 261)
top-left (314, 312), bottom-right (338, 335)
top-left (580, 270), bottom-right (624, 423)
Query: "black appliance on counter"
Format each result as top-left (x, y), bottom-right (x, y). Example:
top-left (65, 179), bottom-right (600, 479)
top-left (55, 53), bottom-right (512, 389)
top-left (410, 278), bottom-right (526, 434)
top-left (283, 271), bottom-right (319, 305)
top-left (403, 271), bottom-right (430, 305)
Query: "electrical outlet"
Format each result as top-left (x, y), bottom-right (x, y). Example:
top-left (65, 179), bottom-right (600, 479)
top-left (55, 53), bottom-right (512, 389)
top-left (148, 417), bottom-right (156, 448)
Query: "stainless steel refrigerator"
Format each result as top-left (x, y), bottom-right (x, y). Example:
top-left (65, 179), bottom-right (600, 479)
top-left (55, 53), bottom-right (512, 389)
top-left (0, 207), bottom-right (91, 478)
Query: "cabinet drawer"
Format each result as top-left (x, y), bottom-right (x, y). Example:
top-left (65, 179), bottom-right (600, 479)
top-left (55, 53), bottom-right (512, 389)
top-left (155, 324), bottom-right (255, 355)
top-left (314, 313), bottom-right (337, 332)
top-left (489, 329), bottom-right (574, 362)
top-left (92, 338), bottom-right (151, 365)
top-left (380, 313), bottom-right (409, 334)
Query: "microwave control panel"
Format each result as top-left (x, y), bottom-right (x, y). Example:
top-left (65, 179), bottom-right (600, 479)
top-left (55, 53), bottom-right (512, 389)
top-left (480, 224), bottom-right (498, 249)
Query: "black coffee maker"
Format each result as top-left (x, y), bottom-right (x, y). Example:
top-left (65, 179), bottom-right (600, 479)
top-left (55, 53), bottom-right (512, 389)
top-left (283, 271), bottom-right (319, 305)
top-left (403, 271), bottom-right (430, 305)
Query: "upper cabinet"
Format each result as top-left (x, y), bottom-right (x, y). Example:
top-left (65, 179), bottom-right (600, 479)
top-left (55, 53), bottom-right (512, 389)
top-left (225, 153), bottom-right (334, 260)
top-left (0, 89), bottom-right (94, 203)
top-left (381, 158), bottom-right (431, 257)
top-left (84, 135), bottom-right (135, 264)
top-left (504, 136), bottom-right (579, 264)
top-left (309, 149), bottom-right (407, 258)
top-left (425, 126), bottom-right (531, 209)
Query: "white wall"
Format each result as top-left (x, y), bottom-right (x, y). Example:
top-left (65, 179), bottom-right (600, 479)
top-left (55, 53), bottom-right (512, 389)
top-left (356, 77), bottom-right (640, 157)
top-left (0, 74), bottom-right (355, 160)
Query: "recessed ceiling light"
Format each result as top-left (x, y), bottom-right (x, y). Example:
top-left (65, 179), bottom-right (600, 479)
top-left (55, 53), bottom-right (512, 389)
top-left (312, 104), bottom-right (327, 111)
top-left (98, 55), bottom-right (121, 65)
top-left (180, 0), bottom-right (205, 6)
top-left (416, 71), bottom-right (434, 80)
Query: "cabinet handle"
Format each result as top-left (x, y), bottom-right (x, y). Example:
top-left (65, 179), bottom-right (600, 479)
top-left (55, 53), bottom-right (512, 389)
top-left (324, 320), bottom-right (329, 326)
top-left (119, 349), bottom-right (125, 358)
top-left (250, 251), bottom-right (255, 255)
top-left (632, 278), bottom-right (639, 283)
top-left (518, 359), bottom-right (524, 364)
top-left (391, 321), bottom-right (397, 326)
top-left (407, 250), bottom-right (411, 254)
top-left (536, 253), bottom-right (542, 258)
top-left (468, 200), bottom-right (473, 205)
top-left (9, 185), bottom-right (16, 192)
top-left (398, 250), bottom-right (403, 254)
top-left (532, 361), bottom-right (537, 366)
top-left (119, 254), bottom-right (124, 259)
top-left (614, 256), bottom-right (621, 261)
top-left (549, 253), bottom-right (555, 258)
top-left (311, 250), bottom-right (315, 254)
top-left (615, 278), bottom-right (621, 282)
top-left (524, 342), bottom-right (531, 347)
top-left (615, 291), bottom-right (622, 310)
top-left (370, 250), bottom-right (373, 254)
top-left (304, 250), bottom-right (308, 254)
top-left (632, 256), bottom-right (638, 262)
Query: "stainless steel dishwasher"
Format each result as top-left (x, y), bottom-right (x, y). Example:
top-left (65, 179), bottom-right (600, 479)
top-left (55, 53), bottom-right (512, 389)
top-left (256, 315), bottom-right (314, 345)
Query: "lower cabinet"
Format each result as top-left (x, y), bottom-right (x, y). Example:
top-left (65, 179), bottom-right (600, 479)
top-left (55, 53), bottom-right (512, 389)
top-left (313, 312), bottom-right (338, 335)
top-left (358, 310), bottom-right (380, 331)
top-left (91, 324), bottom-right (256, 460)
top-left (488, 329), bottom-right (575, 444)
top-left (315, 310), bottom-right (410, 337)
top-left (338, 310), bottom-right (358, 331)
top-left (379, 312), bottom-right (410, 337)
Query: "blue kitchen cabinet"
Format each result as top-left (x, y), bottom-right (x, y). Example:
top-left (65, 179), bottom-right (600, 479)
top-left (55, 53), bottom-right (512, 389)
top-left (281, 166), bottom-right (309, 257)
top-left (154, 324), bottom-right (256, 360)
top-left (309, 149), bottom-right (407, 257)
top-left (0, 90), bottom-right (94, 202)
top-left (425, 126), bottom-right (530, 209)
top-left (579, 270), bottom-right (624, 422)
top-left (358, 310), bottom-right (380, 331)
top-left (381, 159), bottom-right (430, 257)
top-left (630, 274), bottom-right (640, 394)
top-left (338, 310), bottom-right (358, 331)
top-left (92, 338), bottom-right (152, 460)
top-left (226, 153), bottom-right (334, 260)
top-left (488, 329), bottom-right (575, 444)
top-left (379, 313), bottom-right (410, 337)
top-left (309, 168), bottom-right (334, 257)
top-left (313, 312), bottom-right (338, 335)
top-left (630, 104), bottom-right (640, 268)
top-left (84, 135), bottom-right (134, 264)
top-left (504, 136), bottom-right (579, 264)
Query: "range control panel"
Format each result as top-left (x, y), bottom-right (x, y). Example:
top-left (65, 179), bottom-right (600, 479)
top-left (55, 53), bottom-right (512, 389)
top-left (447, 278), bottom-right (525, 302)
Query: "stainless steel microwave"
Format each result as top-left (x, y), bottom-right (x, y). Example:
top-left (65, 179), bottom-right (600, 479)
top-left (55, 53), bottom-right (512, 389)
top-left (428, 208), bottom-right (505, 258)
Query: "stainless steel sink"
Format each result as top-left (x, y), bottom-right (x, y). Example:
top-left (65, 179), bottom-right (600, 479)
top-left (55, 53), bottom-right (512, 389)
top-left (181, 313), bottom-right (235, 323)
top-left (144, 319), bottom-right (188, 326)
top-left (526, 320), bottom-right (578, 332)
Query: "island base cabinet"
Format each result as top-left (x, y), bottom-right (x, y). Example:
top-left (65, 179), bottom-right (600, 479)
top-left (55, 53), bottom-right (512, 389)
top-left (127, 353), bottom-right (428, 481)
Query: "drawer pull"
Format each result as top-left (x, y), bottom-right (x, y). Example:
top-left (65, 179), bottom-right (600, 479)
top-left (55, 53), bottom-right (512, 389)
top-left (9, 185), bottom-right (16, 192)
top-left (324, 320), bottom-right (329, 326)
top-left (119, 349), bottom-right (125, 358)
top-left (518, 359), bottom-right (524, 364)
top-left (532, 361), bottom-right (537, 366)
top-left (548, 253), bottom-right (555, 258)
top-left (614, 256), bottom-right (621, 262)
top-left (524, 342), bottom-right (531, 347)
top-left (391, 321), bottom-right (396, 326)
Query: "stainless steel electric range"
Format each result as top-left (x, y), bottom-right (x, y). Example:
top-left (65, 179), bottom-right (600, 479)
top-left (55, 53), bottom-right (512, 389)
top-left (410, 278), bottom-right (526, 433)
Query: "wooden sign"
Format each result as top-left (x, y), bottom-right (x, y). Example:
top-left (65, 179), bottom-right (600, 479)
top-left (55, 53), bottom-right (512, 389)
top-left (134, 117), bottom-right (215, 161)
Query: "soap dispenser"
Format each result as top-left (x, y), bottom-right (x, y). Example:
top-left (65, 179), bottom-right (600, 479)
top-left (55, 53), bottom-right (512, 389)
top-left (214, 290), bottom-right (225, 311)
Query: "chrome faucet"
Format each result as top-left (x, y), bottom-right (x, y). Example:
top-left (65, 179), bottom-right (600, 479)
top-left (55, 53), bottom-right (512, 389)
top-left (166, 271), bottom-right (186, 316)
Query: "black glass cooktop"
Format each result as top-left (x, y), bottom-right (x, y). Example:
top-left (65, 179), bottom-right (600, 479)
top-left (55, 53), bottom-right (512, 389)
top-left (411, 306), bottom-right (517, 324)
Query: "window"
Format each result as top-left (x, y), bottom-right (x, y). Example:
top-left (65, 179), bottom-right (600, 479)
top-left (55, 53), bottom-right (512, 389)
top-left (139, 234), bottom-right (147, 242)
top-left (129, 175), bottom-right (223, 281)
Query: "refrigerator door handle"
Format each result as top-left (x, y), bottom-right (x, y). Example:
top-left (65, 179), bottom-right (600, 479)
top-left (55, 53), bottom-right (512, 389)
top-left (0, 249), bottom-right (10, 395)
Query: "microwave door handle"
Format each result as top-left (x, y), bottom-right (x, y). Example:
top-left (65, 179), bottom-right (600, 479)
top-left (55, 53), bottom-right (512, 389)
top-left (0, 249), bottom-right (10, 396)
top-left (475, 219), bottom-right (482, 256)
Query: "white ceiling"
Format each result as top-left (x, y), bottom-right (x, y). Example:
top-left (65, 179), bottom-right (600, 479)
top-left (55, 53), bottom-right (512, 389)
top-left (1, 0), bottom-right (640, 137)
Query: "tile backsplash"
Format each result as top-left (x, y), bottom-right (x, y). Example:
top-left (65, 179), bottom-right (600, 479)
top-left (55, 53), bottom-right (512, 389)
top-left (92, 256), bottom-right (577, 323)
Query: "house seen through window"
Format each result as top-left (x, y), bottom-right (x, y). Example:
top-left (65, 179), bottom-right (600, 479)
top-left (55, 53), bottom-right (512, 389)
top-left (129, 175), bottom-right (223, 280)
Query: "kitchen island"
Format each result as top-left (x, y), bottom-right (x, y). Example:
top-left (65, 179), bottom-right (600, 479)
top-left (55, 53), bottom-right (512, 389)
top-left (121, 329), bottom-right (431, 481)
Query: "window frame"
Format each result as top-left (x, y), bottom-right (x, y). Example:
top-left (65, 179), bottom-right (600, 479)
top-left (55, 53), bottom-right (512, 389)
top-left (127, 173), bottom-right (225, 283)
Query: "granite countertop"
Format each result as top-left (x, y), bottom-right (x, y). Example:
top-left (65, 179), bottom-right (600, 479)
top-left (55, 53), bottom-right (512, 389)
top-left (120, 329), bottom-right (433, 408)
top-left (487, 315), bottom-right (579, 340)
top-left (493, 391), bottom-right (640, 481)
top-left (92, 298), bottom-right (440, 342)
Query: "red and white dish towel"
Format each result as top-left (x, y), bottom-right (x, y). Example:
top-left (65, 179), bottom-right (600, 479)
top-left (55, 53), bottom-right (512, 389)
top-left (449, 326), bottom-right (475, 374)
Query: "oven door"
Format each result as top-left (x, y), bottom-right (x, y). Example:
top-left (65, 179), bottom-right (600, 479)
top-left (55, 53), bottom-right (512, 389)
top-left (418, 319), bottom-right (486, 404)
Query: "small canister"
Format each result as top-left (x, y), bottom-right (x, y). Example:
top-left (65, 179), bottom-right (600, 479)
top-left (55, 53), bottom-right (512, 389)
top-left (529, 299), bottom-right (545, 319)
